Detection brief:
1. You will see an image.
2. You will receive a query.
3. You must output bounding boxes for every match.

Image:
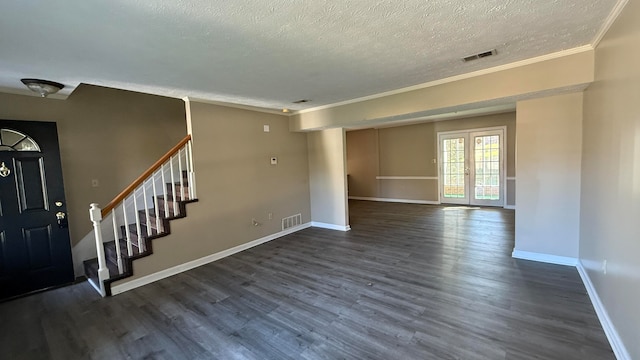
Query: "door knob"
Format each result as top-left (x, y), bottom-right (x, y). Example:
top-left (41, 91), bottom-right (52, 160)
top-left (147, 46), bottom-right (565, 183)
top-left (56, 211), bottom-right (68, 229)
top-left (0, 162), bottom-right (10, 177)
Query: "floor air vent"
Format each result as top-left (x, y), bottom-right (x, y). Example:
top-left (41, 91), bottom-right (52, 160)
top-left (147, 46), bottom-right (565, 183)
top-left (282, 214), bottom-right (302, 230)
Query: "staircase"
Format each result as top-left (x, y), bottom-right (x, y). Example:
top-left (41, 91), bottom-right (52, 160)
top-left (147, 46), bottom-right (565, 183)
top-left (84, 135), bottom-right (197, 296)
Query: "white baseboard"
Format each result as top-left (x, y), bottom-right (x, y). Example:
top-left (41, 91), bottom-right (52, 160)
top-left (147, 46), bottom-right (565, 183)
top-left (349, 196), bottom-right (440, 205)
top-left (511, 250), bottom-right (578, 266)
top-left (511, 251), bottom-right (630, 358)
top-left (577, 262), bottom-right (631, 360)
top-left (311, 222), bottom-right (351, 231)
top-left (111, 222), bottom-right (312, 295)
top-left (504, 205), bottom-right (516, 210)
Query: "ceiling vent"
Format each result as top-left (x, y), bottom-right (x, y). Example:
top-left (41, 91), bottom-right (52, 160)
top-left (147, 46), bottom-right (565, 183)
top-left (292, 99), bottom-right (310, 104)
top-left (462, 49), bottom-right (497, 62)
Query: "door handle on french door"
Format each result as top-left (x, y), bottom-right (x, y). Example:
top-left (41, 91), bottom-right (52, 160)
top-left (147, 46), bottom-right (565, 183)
top-left (464, 167), bottom-right (470, 175)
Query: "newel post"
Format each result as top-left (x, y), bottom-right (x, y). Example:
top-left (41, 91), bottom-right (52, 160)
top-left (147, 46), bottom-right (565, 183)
top-left (89, 203), bottom-right (109, 296)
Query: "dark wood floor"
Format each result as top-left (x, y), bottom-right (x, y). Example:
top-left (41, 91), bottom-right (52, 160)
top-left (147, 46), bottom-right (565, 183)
top-left (0, 201), bottom-right (613, 359)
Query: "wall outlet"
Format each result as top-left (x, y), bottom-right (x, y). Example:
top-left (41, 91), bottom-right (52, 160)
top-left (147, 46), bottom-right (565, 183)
top-left (263, 125), bottom-right (270, 132)
top-left (268, 212), bottom-right (273, 220)
top-left (91, 179), bottom-right (99, 187)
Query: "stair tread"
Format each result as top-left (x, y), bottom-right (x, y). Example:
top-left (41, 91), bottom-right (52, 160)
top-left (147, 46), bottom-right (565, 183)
top-left (84, 257), bottom-right (121, 279)
top-left (156, 196), bottom-right (190, 206)
top-left (122, 223), bottom-right (161, 237)
top-left (104, 239), bottom-right (143, 259)
top-left (155, 194), bottom-right (189, 199)
top-left (137, 210), bottom-right (164, 220)
top-left (137, 207), bottom-right (182, 219)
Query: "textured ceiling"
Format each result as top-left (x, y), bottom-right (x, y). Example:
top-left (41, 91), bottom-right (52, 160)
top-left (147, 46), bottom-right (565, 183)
top-left (0, 0), bottom-right (618, 111)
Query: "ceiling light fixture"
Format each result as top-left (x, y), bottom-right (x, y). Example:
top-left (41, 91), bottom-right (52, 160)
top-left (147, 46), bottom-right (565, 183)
top-left (282, 108), bottom-right (291, 113)
top-left (20, 78), bottom-right (65, 97)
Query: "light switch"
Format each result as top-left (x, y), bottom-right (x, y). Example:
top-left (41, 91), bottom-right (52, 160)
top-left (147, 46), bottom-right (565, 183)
top-left (270, 157), bottom-right (277, 165)
top-left (264, 125), bottom-right (270, 132)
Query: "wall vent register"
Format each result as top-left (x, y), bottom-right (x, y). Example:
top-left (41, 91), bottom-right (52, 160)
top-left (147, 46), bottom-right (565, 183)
top-left (282, 214), bottom-right (303, 230)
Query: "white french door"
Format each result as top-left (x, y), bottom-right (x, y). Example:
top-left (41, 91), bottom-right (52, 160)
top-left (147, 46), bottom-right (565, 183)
top-left (438, 128), bottom-right (505, 207)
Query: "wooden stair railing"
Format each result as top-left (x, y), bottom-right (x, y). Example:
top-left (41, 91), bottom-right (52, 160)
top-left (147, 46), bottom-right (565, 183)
top-left (85, 135), bottom-right (198, 297)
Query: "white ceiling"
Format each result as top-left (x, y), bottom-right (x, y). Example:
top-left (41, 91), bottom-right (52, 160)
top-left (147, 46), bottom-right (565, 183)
top-left (0, 0), bottom-right (618, 112)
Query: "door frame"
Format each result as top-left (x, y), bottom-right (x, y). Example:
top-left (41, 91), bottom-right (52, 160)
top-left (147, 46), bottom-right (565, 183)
top-left (437, 126), bottom-right (507, 207)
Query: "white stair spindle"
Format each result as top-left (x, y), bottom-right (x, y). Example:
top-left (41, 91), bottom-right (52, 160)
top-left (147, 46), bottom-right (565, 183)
top-left (133, 189), bottom-right (144, 252)
top-left (184, 143), bottom-right (191, 199)
top-left (89, 204), bottom-right (109, 297)
top-left (152, 171), bottom-right (160, 232)
top-left (112, 210), bottom-right (123, 274)
top-left (143, 183), bottom-right (151, 237)
top-left (178, 148), bottom-right (185, 201)
top-left (170, 156), bottom-right (178, 216)
top-left (187, 140), bottom-right (196, 199)
top-left (122, 200), bottom-right (133, 257)
top-left (161, 164), bottom-right (169, 216)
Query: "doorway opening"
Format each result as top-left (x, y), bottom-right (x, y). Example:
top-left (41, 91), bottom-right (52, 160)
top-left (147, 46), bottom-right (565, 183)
top-left (437, 127), bottom-right (506, 207)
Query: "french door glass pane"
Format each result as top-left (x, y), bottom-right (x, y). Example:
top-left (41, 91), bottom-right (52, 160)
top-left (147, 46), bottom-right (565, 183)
top-left (474, 135), bottom-right (500, 200)
top-left (443, 137), bottom-right (465, 198)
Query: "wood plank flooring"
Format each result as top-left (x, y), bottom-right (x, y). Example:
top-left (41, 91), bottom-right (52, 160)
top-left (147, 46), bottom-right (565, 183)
top-left (0, 201), bottom-right (613, 359)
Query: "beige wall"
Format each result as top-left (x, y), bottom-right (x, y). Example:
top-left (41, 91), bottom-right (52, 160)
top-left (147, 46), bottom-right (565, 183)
top-left (378, 122), bottom-right (437, 176)
top-left (506, 179), bottom-right (516, 207)
top-left (515, 93), bottom-right (582, 258)
top-left (112, 100), bottom-right (311, 286)
top-left (291, 51), bottom-right (593, 131)
top-left (346, 128), bottom-right (379, 197)
top-left (581, 1), bottom-right (640, 358)
top-left (307, 128), bottom-right (349, 228)
top-left (346, 112), bottom-right (515, 205)
top-left (0, 84), bottom-right (186, 245)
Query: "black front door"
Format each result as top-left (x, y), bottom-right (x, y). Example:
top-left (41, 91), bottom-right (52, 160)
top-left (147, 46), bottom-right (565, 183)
top-left (0, 120), bottom-right (73, 300)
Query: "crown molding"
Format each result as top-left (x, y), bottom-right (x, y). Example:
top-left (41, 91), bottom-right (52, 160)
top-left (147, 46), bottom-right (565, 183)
top-left (297, 45), bottom-right (594, 115)
top-left (182, 96), bottom-right (290, 116)
top-left (592, 0), bottom-right (629, 48)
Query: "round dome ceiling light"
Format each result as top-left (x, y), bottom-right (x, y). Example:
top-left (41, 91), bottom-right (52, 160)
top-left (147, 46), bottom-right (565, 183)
top-left (20, 78), bottom-right (65, 97)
